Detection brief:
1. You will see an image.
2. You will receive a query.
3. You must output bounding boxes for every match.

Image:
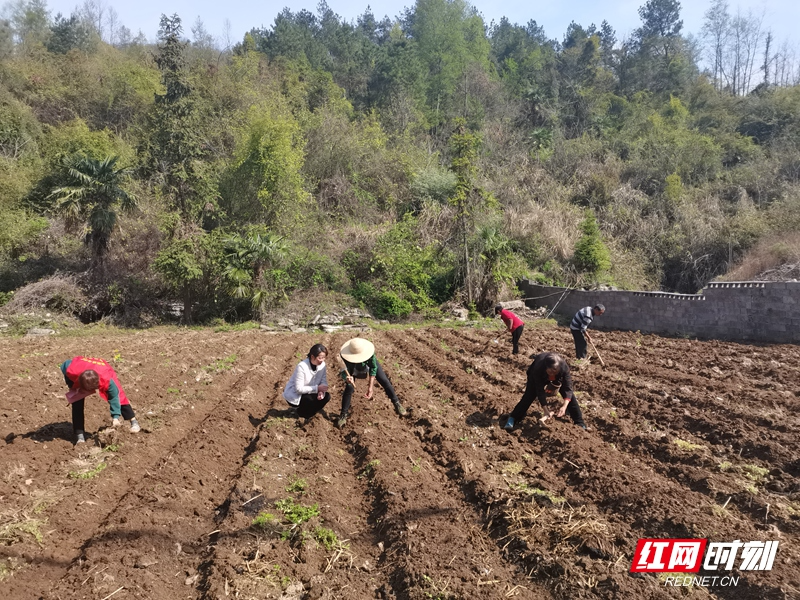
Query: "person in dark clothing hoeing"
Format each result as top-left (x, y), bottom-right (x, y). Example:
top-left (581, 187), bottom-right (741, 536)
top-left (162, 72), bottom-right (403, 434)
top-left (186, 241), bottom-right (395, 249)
top-left (495, 305), bottom-right (525, 355)
top-left (60, 356), bottom-right (141, 444)
top-left (570, 304), bottom-right (605, 359)
top-left (504, 352), bottom-right (586, 431)
top-left (337, 337), bottom-right (407, 428)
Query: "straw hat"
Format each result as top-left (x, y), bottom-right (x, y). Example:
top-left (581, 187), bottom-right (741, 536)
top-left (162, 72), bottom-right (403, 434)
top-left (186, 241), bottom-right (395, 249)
top-left (340, 338), bottom-right (375, 363)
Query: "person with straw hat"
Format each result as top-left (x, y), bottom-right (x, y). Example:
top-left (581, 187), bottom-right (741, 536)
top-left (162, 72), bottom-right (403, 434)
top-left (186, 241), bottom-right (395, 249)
top-left (503, 352), bottom-right (586, 431)
top-left (337, 337), bottom-right (407, 428)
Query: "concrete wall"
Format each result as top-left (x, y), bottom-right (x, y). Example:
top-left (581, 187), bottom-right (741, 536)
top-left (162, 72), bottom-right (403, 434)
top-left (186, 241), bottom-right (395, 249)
top-left (517, 280), bottom-right (800, 344)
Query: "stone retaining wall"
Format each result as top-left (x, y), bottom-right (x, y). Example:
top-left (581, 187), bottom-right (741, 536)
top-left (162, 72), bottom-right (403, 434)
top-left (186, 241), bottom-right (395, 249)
top-left (517, 280), bottom-right (800, 344)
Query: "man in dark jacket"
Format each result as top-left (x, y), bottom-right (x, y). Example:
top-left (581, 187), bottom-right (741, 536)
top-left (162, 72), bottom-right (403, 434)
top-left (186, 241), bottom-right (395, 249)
top-left (504, 352), bottom-right (586, 430)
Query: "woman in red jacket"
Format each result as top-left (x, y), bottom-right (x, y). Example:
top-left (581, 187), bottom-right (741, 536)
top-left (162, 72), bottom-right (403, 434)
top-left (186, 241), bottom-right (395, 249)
top-left (60, 356), bottom-right (140, 444)
top-left (495, 305), bottom-right (525, 355)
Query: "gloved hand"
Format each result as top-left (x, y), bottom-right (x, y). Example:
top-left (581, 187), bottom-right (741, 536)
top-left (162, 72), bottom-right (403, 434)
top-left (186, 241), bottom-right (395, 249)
top-left (112, 417), bottom-right (121, 427)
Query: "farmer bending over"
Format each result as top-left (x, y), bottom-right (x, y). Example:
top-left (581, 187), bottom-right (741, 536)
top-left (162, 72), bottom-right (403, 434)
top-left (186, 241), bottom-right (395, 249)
top-left (495, 304), bottom-right (525, 355)
top-left (60, 356), bottom-right (140, 444)
top-left (337, 337), bottom-right (407, 428)
top-left (504, 352), bottom-right (586, 431)
top-left (570, 304), bottom-right (605, 359)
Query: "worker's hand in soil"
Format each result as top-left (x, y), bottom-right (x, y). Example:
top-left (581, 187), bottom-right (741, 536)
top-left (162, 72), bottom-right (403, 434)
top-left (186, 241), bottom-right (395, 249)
top-left (112, 417), bottom-right (121, 427)
top-left (556, 401), bottom-right (570, 418)
top-left (363, 386), bottom-right (374, 399)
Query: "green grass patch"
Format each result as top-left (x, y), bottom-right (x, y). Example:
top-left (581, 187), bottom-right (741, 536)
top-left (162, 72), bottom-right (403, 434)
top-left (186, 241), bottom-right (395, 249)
top-left (509, 483), bottom-right (566, 504)
top-left (718, 461), bottom-right (733, 471)
top-left (285, 476), bottom-right (307, 494)
top-left (102, 443), bottom-right (122, 453)
top-left (213, 321), bottom-right (260, 333)
top-left (203, 354), bottom-right (238, 372)
top-left (68, 461), bottom-right (107, 479)
top-left (252, 512), bottom-right (277, 529)
top-left (359, 459), bottom-right (380, 479)
top-left (673, 438), bottom-right (705, 451)
top-left (275, 498), bottom-right (320, 525)
top-left (313, 527), bottom-right (339, 551)
top-left (0, 517), bottom-right (46, 545)
top-left (741, 464), bottom-right (769, 482)
top-left (501, 462), bottom-right (524, 476)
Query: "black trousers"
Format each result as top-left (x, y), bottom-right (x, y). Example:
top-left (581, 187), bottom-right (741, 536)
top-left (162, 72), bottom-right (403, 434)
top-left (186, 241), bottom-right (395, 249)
top-left (510, 394), bottom-right (585, 428)
top-left (294, 392), bottom-right (331, 418)
top-left (72, 400), bottom-right (135, 432)
top-left (511, 325), bottom-right (524, 354)
top-left (341, 362), bottom-right (398, 416)
top-left (572, 329), bottom-right (588, 359)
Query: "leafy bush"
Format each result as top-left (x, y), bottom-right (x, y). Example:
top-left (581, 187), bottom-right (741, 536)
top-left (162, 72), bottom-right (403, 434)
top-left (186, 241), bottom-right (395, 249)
top-left (286, 248), bottom-right (346, 292)
top-left (351, 283), bottom-right (413, 319)
top-left (0, 208), bottom-right (48, 260)
top-left (372, 290), bottom-right (413, 319)
top-left (410, 166), bottom-right (457, 206)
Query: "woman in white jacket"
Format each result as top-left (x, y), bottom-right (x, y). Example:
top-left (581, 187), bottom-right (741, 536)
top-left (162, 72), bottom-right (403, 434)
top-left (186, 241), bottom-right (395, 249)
top-left (283, 344), bottom-right (330, 419)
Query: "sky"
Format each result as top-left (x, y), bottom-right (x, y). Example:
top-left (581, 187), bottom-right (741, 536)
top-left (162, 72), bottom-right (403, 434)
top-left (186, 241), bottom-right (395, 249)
top-left (40, 0), bottom-right (800, 50)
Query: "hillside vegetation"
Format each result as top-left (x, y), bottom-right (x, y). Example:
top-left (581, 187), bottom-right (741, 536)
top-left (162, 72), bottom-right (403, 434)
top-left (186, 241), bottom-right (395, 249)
top-left (1, 0), bottom-right (800, 324)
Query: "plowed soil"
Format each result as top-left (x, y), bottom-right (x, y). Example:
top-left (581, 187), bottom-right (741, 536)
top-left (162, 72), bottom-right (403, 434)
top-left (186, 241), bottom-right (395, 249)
top-left (1, 324), bottom-right (798, 599)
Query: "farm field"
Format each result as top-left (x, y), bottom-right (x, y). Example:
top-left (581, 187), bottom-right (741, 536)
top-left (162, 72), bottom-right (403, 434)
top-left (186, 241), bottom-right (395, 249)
top-left (0, 324), bottom-right (798, 599)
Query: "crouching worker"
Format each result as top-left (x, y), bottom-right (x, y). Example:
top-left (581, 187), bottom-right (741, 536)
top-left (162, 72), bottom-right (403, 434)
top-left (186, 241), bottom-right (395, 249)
top-left (504, 352), bottom-right (586, 431)
top-left (337, 337), bottom-right (407, 428)
top-left (60, 356), bottom-right (140, 444)
top-left (282, 343), bottom-right (330, 420)
top-left (495, 304), bottom-right (524, 355)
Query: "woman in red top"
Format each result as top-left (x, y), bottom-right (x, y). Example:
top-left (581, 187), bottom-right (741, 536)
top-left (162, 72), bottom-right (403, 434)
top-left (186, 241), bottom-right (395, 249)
top-left (495, 305), bottom-right (525, 355)
top-left (60, 356), bottom-right (140, 444)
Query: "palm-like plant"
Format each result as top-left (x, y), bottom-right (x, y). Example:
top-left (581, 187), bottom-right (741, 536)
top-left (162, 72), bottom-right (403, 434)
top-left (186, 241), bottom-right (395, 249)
top-left (48, 154), bottom-right (136, 271)
top-left (224, 231), bottom-right (288, 320)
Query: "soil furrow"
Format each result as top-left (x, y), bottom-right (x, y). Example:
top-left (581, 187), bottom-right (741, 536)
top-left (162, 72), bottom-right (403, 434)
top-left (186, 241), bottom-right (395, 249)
top-left (391, 329), bottom-right (798, 600)
top-left (42, 334), bottom-right (289, 599)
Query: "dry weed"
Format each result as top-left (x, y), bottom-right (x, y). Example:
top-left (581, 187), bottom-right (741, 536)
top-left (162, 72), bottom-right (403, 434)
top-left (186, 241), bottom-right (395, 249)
top-left (4, 274), bottom-right (87, 315)
top-left (722, 231), bottom-right (800, 281)
top-left (505, 502), bottom-right (615, 560)
top-left (0, 490), bottom-right (57, 546)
